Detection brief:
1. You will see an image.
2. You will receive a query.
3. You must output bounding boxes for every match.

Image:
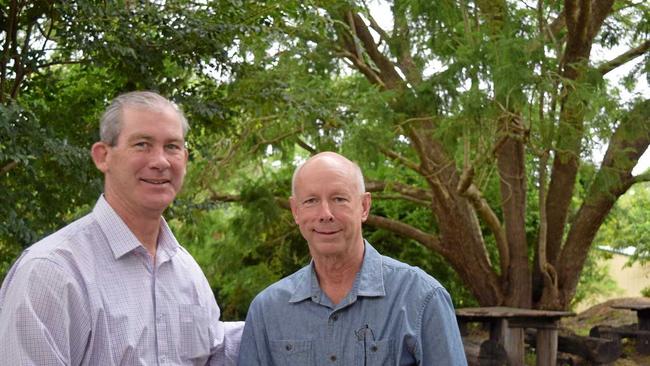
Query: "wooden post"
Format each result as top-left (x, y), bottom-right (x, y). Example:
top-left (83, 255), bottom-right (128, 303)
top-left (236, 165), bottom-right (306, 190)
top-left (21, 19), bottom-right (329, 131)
top-left (493, 319), bottom-right (524, 365)
top-left (505, 328), bottom-right (525, 365)
top-left (637, 309), bottom-right (650, 354)
top-left (536, 327), bottom-right (558, 366)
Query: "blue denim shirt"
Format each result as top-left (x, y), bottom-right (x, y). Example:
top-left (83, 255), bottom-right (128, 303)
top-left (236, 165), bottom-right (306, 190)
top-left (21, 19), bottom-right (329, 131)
top-left (238, 242), bottom-right (467, 366)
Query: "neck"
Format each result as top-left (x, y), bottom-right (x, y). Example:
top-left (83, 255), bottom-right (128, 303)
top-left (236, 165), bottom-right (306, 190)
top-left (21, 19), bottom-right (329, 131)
top-left (312, 242), bottom-right (365, 305)
top-left (104, 194), bottom-right (162, 257)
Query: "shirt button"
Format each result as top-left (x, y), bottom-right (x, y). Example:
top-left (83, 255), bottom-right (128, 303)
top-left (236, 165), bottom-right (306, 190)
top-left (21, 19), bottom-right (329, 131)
top-left (329, 355), bottom-right (337, 362)
top-left (160, 355), bottom-right (166, 363)
top-left (331, 314), bottom-right (338, 321)
top-left (370, 345), bottom-right (378, 352)
top-left (285, 344), bottom-right (293, 351)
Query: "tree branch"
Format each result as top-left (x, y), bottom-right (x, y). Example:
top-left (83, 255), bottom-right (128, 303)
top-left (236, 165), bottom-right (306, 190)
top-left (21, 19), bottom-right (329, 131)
top-left (556, 99), bottom-right (649, 307)
top-left (1, 161), bottom-right (19, 175)
top-left (460, 183), bottom-right (509, 275)
top-left (365, 180), bottom-right (432, 206)
top-left (546, 0), bottom-right (615, 269)
top-left (35, 59), bottom-right (86, 70)
top-left (250, 128), bottom-right (303, 154)
top-left (11, 20), bottom-right (34, 99)
top-left (208, 192), bottom-right (293, 210)
top-left (371, 193), bottom-right (430, 206)
top-left (360, 1), bottom-right (390, 45)
top-left (597, 40), bottom-right (650, 75)
top-left (378, 147), bottom-right (423, 175)
top-left (633, 171), bottom-right (650, 184)
top-left (295, 138), bottom-right (316, 155)
top-left (548, 10), bottom-right (565, 39)
top-left (38, 3), bottom-right (56, 57)
top-left (336, 48), bottom-right (386, 87)
top-left (1, 0), bottom-right (20, 103)
top-left (339, 10), bottom-right (403, 90)
top-left (208, 193), bottom-right (241, 203)
top-left (346, 10), bottom-right (364, 61)
top-left (364, 214), bottom-right (443, 253)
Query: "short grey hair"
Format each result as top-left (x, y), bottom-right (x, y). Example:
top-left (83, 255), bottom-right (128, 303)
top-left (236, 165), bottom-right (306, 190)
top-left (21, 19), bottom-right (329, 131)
top-left (99, 91), bottom-right (189, 146)
top-left (291, 152), bottom-right (366, 196)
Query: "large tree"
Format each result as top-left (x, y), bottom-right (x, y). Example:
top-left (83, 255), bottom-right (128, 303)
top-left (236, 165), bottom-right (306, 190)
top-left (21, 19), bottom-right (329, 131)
top-left (1, 0), bottom-right (647, 314)
top-left (195, 0), bottom-right (649, 311)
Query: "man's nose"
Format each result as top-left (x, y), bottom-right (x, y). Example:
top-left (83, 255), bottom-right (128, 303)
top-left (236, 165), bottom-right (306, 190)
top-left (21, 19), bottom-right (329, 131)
top-left (148, 146), bottom-right (171, 169)
top-left (318, 201), bottom-right (334, 222)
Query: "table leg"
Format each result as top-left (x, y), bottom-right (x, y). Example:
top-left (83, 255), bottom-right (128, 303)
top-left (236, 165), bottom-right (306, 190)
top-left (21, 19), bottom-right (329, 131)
top-left (637, 309), bottom-right (650, 355)
top-left (536, 328), bottom-right (558, 366)
top-left (493, 319), bottom-right (524, 365)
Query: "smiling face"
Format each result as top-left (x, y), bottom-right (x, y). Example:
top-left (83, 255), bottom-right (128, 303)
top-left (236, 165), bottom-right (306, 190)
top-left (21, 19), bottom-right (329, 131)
top-left (91, 105), bottom-right (188, 219)
top-left (290, 153), bottom-right (371, 260)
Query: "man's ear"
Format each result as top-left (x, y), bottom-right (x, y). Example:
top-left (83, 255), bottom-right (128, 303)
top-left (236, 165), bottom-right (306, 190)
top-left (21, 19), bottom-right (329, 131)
top-left (91, 142), bottom-right (110, 173)
top-left (360, 192), bottom-right (372, 222)
top-left (183, 147), bottom-right (189, 163)
top-left (289, 196), bottom-right (299, 224)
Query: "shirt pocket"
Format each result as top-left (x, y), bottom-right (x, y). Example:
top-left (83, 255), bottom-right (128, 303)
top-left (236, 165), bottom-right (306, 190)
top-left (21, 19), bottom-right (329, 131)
top-left (179, 304), bottom-right (210, 360)
top-left (269, 339), bottom-right (313, 366)
top-left (358, 338), bottom-right (395, 366)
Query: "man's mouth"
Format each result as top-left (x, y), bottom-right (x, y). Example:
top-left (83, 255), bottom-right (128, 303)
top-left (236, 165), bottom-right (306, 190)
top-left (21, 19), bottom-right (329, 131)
top-left (141, 178), bottom-right (170, 185)
top-left (314, 229), bottom-right (341, 235)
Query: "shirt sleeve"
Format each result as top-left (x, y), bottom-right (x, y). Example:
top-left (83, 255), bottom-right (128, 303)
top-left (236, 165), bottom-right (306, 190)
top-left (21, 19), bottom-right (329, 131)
top-left (202, 266), bottom-right (244, 366)
top-left (418, 287), bottom-right (468, 365)
top-left (0, 257), bottom-right (91, 365)
top-left (209, 320), bottom-right (245, 366)
top-left (237, 297), bottom-right (268, 366)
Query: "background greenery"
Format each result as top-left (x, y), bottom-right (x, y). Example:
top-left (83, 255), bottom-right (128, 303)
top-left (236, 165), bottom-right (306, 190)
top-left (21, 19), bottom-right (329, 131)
top-left (1, 0), bottom-right (648, 319)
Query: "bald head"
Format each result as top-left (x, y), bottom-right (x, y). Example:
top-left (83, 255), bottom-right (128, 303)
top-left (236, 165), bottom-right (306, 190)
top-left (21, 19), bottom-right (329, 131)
top-left (291, 152), bottom-right (366, 196)
top-left (289, 152), bottom-right (371, 262)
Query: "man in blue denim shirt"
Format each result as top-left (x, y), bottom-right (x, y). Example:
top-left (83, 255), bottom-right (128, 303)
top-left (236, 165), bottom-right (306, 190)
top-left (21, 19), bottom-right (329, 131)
top-left (238, 152), bottom-right (467, 365)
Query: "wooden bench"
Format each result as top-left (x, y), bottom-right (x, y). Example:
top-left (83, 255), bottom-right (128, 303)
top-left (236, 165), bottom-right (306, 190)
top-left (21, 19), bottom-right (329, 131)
top-left (456, 307), bottom-right (573, 366)
top-left (609, 299), bottom-right (650, 354)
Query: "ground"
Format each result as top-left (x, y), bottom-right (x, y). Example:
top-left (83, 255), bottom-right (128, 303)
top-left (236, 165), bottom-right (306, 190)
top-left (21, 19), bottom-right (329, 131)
top-left (561, 297), bottom-right (650, 365)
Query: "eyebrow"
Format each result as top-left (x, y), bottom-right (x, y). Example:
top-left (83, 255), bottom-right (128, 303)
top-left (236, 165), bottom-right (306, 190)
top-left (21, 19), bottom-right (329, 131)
top-left (127, 134), bottom-right (184, 144)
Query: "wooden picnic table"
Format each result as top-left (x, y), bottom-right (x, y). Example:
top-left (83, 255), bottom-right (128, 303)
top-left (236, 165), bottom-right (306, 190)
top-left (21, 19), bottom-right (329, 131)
top-left (611, 298), bottom-right (650, 354)
top-left (456, 306), bottom-right (574, 366)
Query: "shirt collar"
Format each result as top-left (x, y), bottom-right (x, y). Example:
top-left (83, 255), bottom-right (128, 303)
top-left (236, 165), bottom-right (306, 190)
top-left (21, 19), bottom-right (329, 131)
top-left (289, 240), bottom-right (386, 304)
top-left (92, 195), bottom-right (179, 260)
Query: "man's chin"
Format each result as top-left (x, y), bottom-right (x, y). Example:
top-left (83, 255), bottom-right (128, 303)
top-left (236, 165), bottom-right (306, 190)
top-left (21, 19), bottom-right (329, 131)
top-left (308, 241), bottom-right (344, 254)
top-left (140, 197), bottom-right (175, 214)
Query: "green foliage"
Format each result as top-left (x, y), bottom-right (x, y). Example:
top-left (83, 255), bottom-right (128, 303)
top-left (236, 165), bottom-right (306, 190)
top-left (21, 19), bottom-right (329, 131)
top-left (1, 0), bottom-right (648, 314)
top-left (0, 0), bottom-right (244, 280)
top-left (0, 93), bottom-right (101, 246)
top-left (642, 286), bottom-right (650, 298)
top-left (594, 183), bottom-right (650, 265)
top-left (171, 176), bottom-right (310, 319)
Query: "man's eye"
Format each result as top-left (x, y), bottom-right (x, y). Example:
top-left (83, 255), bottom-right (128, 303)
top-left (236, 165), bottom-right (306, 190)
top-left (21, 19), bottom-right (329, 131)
top-left (134, 142), bottom-right (149, 149)
top-left (334, 197), bottom-right (348, 203)
top-left (165, 144), bottom-right (181, 150)
top-left (303, 198), bottom-right (317, 205)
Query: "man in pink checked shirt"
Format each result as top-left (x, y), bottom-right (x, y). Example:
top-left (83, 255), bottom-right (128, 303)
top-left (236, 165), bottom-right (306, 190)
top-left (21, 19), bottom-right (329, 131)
top-left (0, 91), bottom-right (243, 365)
